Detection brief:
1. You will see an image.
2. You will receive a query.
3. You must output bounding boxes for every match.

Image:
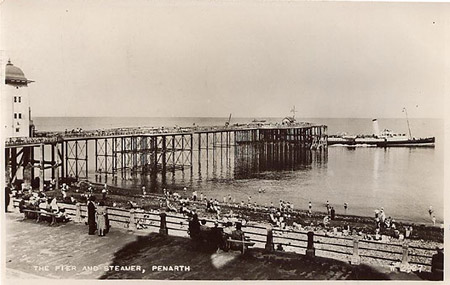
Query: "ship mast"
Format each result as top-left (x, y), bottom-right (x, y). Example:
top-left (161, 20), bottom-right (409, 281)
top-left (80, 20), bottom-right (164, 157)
top-left (290, 106), bottom-right (297, 119)
top-left (403, 107), bottom-right (412, 139)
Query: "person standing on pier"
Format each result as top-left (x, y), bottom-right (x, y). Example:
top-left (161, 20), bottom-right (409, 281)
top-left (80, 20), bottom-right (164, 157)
top-left (87, 196), bottom-right (97, 235)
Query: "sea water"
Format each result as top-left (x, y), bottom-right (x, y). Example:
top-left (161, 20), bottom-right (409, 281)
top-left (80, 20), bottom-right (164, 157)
top-left (33, 117), bottom-right (444, 224)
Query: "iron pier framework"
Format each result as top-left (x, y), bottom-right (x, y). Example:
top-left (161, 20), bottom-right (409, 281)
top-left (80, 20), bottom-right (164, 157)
top-left (4, 125), bottom-right (327, 190)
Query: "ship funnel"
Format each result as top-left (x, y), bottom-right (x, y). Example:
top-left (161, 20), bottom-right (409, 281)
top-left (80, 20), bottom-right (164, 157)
top-left (372, 119), bottom-right (380, 136)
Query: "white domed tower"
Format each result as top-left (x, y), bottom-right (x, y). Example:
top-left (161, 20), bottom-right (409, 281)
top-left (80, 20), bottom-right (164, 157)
top-left (2, 59), bottom-right (34, 138)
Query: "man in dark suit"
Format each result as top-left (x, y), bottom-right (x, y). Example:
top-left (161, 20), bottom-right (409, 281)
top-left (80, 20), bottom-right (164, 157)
top-left (87, 196), bottom-right (97, 235)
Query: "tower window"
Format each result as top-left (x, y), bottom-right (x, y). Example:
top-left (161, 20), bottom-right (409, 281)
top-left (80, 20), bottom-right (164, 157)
top-left (14, 96), bottom-right (17, 102)
top-left (18, 113), bottom-right (22, 119)
top-left (16, 128), bottom-right (20, 133)
top-left (18, 97), bottom-right (21, 103)
top-left (14, 113), bottom-right (17, 119)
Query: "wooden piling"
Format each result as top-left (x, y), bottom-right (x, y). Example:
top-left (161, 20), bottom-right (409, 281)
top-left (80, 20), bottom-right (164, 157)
top-left (265, 228), bottom-right (274, 252)
top-left (306, 231), bottom-right (315, 257)
top-left (159, 212), bottom-right (168, 235)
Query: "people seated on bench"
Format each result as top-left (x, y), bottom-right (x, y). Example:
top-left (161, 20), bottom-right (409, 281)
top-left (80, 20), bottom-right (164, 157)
top-left (223, 221), bottom-right (233, 235)
top-left (229, 222), bottom-right (251, 252)
top-left (39, 198), bottom-right (51, 213)
top-left (200, 219), bottom-right (208, 232)
top-left (50, 197), bottom-right (59, 213)
top-left (230, 222), bottom-right (245, 241)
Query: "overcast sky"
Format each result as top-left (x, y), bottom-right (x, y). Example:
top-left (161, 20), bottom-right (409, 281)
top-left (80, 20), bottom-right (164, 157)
top-left (1, 0), bottom-right (448, 118)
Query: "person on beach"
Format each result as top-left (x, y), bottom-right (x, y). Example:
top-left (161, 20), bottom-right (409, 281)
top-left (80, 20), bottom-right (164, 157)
top-left (192, 191), bottom-right (197, 201)
top-left (308, 201), bottom-right (312, 216)
top-left (391, 220), bottom-right (396, 230)
top-left (330, 207), bottom-right (336, 220)
top-left (61, 183), bottom-right (68, 199)
top-left (87, 196), bottom-right (97, 235)
top-left (429, 206), bottom-right (434, 216)
top-left (5, 185), bottom-right (11, 213)
top-left (102, 186), bottom-right (107, 200)
top-left (228, 194), bottom-right (232, 203)
top-left (323, 215), bottom-right (330, 228)
top-left (344, 202), bottom-right (348, 213)
top-left (385, 216), bottom-right (392, 228)
top-left (432, 216), bottom-right (436, 226)
top-left (141, 186), bottom-right (146, 196)
top-left (200, 192), bottom-right (203, 201)
top-left (380, 207), bottom-right (386, 224)
top-left (375, 217), bottom-right (380, 229)
top-left (326, 200), bottom-right (330, 213)
top-left (96, 201), bottom-right (107, 236)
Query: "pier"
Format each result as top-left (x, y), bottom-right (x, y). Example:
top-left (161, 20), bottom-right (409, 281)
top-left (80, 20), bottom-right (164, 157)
top-left (4, 123), bottom-right (328, 191)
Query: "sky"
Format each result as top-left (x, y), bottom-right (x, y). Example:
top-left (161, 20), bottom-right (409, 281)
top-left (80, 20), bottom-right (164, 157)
top-left (0, 0), bottom-right (448, 118)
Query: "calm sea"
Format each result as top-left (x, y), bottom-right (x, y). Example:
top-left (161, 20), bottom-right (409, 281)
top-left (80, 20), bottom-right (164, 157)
top-left (34, 117), bottom-right (444, 224)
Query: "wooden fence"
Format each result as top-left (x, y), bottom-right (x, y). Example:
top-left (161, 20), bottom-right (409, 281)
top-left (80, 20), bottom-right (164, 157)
top-left (13, 199), bottom-right (437, 272)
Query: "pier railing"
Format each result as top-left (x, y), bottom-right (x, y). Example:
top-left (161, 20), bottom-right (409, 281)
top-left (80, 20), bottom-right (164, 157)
top-left (13, 199), bottom-right (437, 272)
top-left (5, 122), bottom-right (317, 146)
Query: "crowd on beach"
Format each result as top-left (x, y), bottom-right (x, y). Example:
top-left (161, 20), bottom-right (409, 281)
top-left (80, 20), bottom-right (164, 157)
top-left (6, 179), bottom-right (441, 244)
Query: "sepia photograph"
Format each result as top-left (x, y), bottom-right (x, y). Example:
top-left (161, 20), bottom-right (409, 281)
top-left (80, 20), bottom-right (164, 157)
top-left (1, 0), bottom-right (448, 282)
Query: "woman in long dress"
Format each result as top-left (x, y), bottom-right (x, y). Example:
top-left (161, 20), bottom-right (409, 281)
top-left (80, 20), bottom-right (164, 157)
top-left (96, 201), bottom-right (107, 236)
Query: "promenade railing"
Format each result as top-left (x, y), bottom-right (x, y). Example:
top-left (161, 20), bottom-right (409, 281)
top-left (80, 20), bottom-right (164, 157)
top-left (12, 199), bottom-right (436, 272)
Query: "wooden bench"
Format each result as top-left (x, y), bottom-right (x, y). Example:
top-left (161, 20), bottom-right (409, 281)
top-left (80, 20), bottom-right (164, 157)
top-left (22, 209), bottom-right (59, 225)
top-left (226, 237), bottom-right (255, 254)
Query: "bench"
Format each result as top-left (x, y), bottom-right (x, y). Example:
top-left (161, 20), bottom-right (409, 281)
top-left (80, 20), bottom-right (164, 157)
top-left (226, 237), bottom-right (255, 254)
top-left (22, 209), bottom-right (59, 225)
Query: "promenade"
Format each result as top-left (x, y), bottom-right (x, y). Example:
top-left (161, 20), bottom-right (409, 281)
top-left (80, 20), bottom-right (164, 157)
top-left (4, 211), bottom-right (427, 281)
